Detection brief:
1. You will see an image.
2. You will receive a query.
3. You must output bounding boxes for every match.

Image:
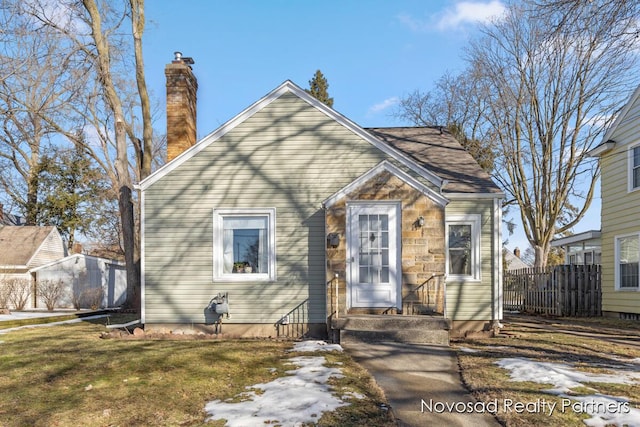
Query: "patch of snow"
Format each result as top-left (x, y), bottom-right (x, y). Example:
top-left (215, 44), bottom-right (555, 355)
top-left (496, 357), bottom-right (640, 426)
top-left (341, 391), bottom-right (366, 400)
top-left (496, 358), bottom-right (640, 395)
top-left (205, 355), bottom-right (349, 426)
top-left (458, 346), bottom-right (480, 353)
top-left (289, 340), bottom-right (343, 352)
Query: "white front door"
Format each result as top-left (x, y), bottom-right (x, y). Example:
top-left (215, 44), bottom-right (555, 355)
top-left (347, 202), bottom-right (401, 308)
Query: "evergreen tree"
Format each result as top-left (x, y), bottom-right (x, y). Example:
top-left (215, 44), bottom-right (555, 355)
top-left (306, 70), bottom-right (334, 107)
top-left (36, 145), bottom-right (110, 251)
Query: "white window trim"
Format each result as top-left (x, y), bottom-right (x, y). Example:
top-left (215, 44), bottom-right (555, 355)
top-left (628, 144), bottom-right (640, 193)
top-left (614, 232), bottom-right (640, 291)
top-left (445, 214), bottom-right (481, 282)
top-left (213, 208), bottom-right (276, 282)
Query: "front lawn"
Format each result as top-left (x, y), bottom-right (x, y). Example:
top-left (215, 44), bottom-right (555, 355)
top-left (0, 315), bottom-right (393, 426)
top-left (455, 315), bottom-right (640, 426)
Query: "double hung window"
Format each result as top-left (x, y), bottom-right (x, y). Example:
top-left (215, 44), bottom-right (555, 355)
top-left (616, 234), bottom-right (639, 290)
top-left (446, 215), bottom-right (481, 281)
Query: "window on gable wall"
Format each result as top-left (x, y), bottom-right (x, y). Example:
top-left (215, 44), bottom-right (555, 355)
top-left (213, 208), bottom-right (276, 281)
top-left (631, 145), bottom-right (640, 191)
top-left (446, 215), bottom-right (481, 281)
top-left (616, 234), bottom-right (639, 290)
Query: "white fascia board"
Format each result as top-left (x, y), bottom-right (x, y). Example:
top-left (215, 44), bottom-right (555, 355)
top-left (140, 189), bottom-right (146, 324)
top-left (551, 230), bottom-right (602, 247)
top-left (322, 160), bottom-right (449, 208)
top-left (140, 80), bottom-right (443, 192)
top-left (139, 81), bottom-right (298, 191)
top-left (493, 197), bottom-right (503, 321)
top-left (287, 85), bottom-right (445, 189)
top-left (0, 265), bottom-right (28, 271)
top-left (587, 140), bottom-right (616, 157)
top-left (600, 83), bottom-right (640, 144)
top-left (446, 192), bottom-right (506, 200)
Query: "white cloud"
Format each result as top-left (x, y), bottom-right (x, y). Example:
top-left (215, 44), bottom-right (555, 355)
top-left (399, 1), bottom-right (506, 33)
top-left (436, 1), bottom-right (506, 31)
top-left (368, 97), bottom-right (399, 114)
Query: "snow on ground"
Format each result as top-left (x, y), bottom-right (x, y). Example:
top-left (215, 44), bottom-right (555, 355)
top-left (496, 357), bottom-right (640, 426)
top-left (205, 340), bottom-right (353, 427)
top-left (289, 340), bottom-right (343, 352)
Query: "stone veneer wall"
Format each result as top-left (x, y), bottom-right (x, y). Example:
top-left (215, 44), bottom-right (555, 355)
top-left (326, 171), bottom-right (445, 317)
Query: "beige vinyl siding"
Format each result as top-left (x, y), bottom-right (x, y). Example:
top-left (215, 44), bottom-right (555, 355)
top-left (144, 93), bottom-right (389, 324)
top-left (444, 199), bottom-right (497, 320)
top-left (600, 97), bottom-right (640, 314)
top-left (29, 230), bottom-right (65, 268)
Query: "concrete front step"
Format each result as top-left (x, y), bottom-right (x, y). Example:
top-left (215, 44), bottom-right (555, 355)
top-left (340, 328), bottom-right (450, 345)
top-left (332, 315), bottom-right (450, 331)
top-left (332, 315), bottom-right (451, 346)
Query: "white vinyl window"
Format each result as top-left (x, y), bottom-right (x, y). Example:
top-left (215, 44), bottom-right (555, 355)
top-left (213, 208), bottom-right (276, 281)
top-left (615, 233), bottom-right (639, 290)
top-left (446, 215), bottom-right (481, 281)
top-left (630, 145), bottom-right (640, 191)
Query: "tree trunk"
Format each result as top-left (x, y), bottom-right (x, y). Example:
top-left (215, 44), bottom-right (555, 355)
top-left (115, 120), bottom-right (140, 309)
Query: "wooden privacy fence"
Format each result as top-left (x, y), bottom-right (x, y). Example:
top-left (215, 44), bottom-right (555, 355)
top-left (504, 265), bottom-right (601, 316)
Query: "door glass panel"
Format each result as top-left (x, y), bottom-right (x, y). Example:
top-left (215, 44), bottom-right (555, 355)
top-left (357, 213), bottom-right (390, 284)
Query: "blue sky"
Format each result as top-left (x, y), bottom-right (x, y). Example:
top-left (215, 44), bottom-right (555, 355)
top-left (142, 0), bottom-right (601, 255)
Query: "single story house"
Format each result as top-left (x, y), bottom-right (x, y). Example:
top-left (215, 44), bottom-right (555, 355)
top-left (551, 230), bottom-right (602, 265)
top-left (588, 83), bottom-right (640, 319)
top-left (138, 55), bottom-right (505, 338)
top-left (0, 226), bottom-right (66, 309)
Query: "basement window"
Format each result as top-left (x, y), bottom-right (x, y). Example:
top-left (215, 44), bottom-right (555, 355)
top-left (213, 208), bottom-right (276, 281)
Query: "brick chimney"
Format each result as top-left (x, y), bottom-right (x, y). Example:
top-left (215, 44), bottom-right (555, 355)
top-left (165, 52), bottom-right (198, 162)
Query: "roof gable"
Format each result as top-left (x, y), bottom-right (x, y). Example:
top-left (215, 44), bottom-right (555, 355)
top-left (139, 80), bottom-right (446, 192)
top-left (601, 83), bottom-right (640, 144)
top-left (322, 160), bottom-right (449, 208)
top-left (0, 226), bottom-right (61, 267)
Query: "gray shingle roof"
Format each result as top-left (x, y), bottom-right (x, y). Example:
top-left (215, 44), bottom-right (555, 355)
top-left (367, 127), bottom-right (502, 195)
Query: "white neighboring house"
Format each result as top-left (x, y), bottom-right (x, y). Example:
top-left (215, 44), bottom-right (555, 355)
top-left (551, 230), bottom-right (602, 265)
top-left (0, 226), bottom-right (67, 309)
top-left (31, 254), bottom-right (127, 309)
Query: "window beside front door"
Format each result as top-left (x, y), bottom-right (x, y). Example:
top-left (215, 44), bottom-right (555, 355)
top-left (616, 233), bottom-right (639, 290)
top-left (213, 208), bottom-right (276, 281)
top-left (446, 215), bottom-right (481, 281)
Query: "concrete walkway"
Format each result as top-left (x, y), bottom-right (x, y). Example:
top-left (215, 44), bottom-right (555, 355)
top-left (345, 341), bottom-right (501, 427)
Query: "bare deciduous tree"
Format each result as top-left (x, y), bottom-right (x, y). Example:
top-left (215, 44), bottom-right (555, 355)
top-left (467, 3), bottom-right (639, 266)
top-left (6, 0), bottom-right (158, 309)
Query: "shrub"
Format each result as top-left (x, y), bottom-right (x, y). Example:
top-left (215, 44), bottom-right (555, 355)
top-left (7, 278), bottom-right (31, 310)
top-left (37, 279), bottom-right (67, 311)
top-left (71, 283), bottom-right (104, 309)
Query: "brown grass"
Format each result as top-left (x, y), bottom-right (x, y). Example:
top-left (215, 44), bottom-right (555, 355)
top-left (454, 314), bottom-right (640, 427)
top-left (0, 315), bottom-right (394, 427)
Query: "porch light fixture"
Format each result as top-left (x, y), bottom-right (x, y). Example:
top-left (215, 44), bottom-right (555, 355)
top-left (417, 216), bottom-right (425, 227)
top-left (327, 232), bottom-right (340, 248)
